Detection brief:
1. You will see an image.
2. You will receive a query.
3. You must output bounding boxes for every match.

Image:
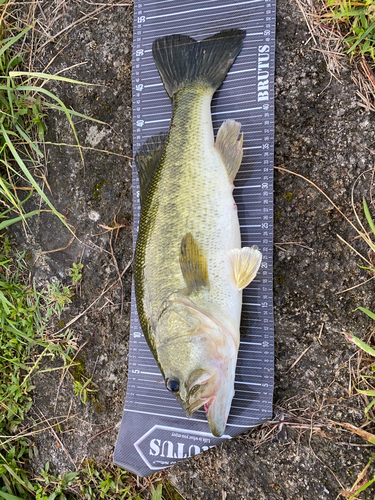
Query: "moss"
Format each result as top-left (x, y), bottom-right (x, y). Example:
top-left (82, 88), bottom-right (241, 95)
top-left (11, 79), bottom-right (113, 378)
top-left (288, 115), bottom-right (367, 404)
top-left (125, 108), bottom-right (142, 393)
top-left (91, 397), bottom-right (102, 412)
top-left (57, 320), bottom-right (65, 327)
top-left (93, 178), bottom-right (106, 201)
top-left (24, 251), bottom-right (33, 262)
top-left (275, 208), bottom-right (282, 221)
top-left (70, 356), bottom-right (86, 383)
top-left (277, 275), bottom-right (286, 285)
top-left (162, 481), bottom-right (185, 500)
top-left (285, 192), bottom-right (293, 202)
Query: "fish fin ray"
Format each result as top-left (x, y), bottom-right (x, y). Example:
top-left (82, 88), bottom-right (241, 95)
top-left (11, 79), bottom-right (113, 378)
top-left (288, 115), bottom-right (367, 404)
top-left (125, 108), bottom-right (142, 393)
top-left (215, 119), bottom-right (243, 181)
top-left (134, 132), bottom-right (167, 205)
top-left (152, 29), bottom-right (246, 99)
top-left (228, 246), bottom-right (262, 291)
top-left (180, 233), bottom-right (210, 294)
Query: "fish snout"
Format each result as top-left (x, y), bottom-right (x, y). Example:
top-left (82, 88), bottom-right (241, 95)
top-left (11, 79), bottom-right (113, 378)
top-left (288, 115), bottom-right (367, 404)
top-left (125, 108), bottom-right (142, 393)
top-left (204, 379), bottom-right (234, 437)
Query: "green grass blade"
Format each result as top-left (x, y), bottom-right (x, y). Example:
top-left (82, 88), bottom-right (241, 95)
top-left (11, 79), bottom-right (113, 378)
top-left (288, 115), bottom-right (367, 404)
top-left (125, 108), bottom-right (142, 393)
top-left (0, 188), bottom-right (35, 217)
top-left (6, 84), bottom-right (14, 122)
top-left (0, 27), bottom-right (31, 59)
top-left (348, 475), bottom-right (375, 500)
top-left (347, 20), bottom-right (375, 53)
top-left (42, 101), bottom-right (107, 124)
top-left (16, 85), bottom-right (84, 166)
top-left (0, 159), bottom-right (31, 186)
top-left (344, 330), bottom-right (375, 356)
top-left (151, 484), bottom-right (163, 500)
top-left (0, 491), bottom-right (24, 500)
top-left (358, 265), bottom-right (375, 272)
top-left (8, 94), bottom-right (108, 125)
top-left (0, 289), bottom-right (13, 313)
top-left (9, 71), bottom-right (101, 86)
top-left (356, 306), bottom-right (375, 322)
top-left (15, 124), bottom-right (44, 158)
top-left (365, 397), bottom-right (375, 414)
top-left (363, 198), bottom-right (375, 237)
top-left (333, 8), bottom-right (365, 19)
top-left (1, 124), bottom-right (74, 234)
top-left (0, 210), bottom-right (40, 230)
top-left (357, 389), bottom-right (375, 396)
top-left (0, 177), bottom-right (20, 210)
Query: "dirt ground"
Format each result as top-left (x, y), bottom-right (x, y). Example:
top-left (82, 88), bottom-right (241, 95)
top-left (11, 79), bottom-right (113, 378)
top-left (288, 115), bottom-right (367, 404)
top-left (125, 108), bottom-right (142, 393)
top-left (9, 0), bottom-right (375, 498)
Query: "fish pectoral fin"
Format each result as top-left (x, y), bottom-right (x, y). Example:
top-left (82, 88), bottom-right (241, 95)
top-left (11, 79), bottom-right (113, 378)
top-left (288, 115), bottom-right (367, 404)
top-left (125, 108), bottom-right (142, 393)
top-left (179, 233), bottom-right (210, 294)
top-left (214, 119), bottom-right (243, 182)
top-left (228, 246), bottom-right (262, 291)
top-left (135, 132), bottom-right (167, 205)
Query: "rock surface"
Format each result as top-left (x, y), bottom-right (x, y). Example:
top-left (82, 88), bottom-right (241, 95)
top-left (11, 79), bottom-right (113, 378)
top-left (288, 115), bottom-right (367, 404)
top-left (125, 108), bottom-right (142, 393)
top-left (10, 0), bottom-right (375, 498)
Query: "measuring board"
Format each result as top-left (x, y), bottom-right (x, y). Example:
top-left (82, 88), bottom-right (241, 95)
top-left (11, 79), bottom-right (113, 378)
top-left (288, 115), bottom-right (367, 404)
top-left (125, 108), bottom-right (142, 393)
top-left (114, 0), bottom-right (276, 477)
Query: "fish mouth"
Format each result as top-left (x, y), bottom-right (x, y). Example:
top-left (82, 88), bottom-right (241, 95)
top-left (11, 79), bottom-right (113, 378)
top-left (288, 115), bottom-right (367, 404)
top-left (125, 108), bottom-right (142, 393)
top-left (183, 395), bottom-right (214, 417)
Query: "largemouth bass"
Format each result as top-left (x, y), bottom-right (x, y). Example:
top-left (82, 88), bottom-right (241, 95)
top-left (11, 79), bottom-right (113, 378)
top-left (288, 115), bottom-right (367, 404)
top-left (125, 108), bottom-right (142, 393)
top-left (134, 29), bottom-right (262, 437)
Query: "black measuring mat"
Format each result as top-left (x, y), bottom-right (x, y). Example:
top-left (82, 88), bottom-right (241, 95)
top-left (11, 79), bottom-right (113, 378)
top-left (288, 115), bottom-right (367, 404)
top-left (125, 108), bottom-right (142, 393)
top-left (114, 0), bottom-right (276, 477)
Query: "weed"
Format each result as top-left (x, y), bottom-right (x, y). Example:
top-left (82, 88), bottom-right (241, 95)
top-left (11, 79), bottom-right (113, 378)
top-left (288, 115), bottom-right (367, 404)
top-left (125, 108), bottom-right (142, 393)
top-left (0, 0), bottom-right (106, 233)
top-left (0, 242), bottom-right (72, 498)
top-left (69, 263), bottom-right (83, 286)
top-left (31, 460), bottom-right (172, 500)
top-left (345, 306), bottom-right (375, 414)
top-left (323, 0), bottom-right (375, 65)
top-left (151, 484), bottom-right (163, 500)
top-left (73, 376), bottom-right (98, 404)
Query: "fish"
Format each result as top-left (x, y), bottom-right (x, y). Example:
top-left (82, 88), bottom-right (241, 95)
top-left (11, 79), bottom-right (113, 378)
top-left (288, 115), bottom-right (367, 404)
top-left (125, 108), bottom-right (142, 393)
top-left (134, 29), bottom-right (262, 437)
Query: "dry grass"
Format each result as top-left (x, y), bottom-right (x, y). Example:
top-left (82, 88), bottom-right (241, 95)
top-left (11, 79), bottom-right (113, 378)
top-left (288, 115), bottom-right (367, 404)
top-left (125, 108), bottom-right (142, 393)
top-left (295, 0), bottom-right (375, 111)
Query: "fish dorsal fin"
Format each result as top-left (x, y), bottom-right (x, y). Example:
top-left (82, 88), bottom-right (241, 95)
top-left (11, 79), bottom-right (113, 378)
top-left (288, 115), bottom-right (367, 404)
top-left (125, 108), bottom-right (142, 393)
top-left (179, 233), bottom-right (209, 294)
top-left (214, 119), bottom-right (243, 182)
top-left (228, 246), bottom-right (262, 291)
top-left (134, 132), bottom-right (168, 205)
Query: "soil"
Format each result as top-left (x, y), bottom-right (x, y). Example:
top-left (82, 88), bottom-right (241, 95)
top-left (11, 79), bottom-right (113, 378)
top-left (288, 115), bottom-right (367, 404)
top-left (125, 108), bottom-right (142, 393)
top-left (9, 0), bottom-right (375, 499)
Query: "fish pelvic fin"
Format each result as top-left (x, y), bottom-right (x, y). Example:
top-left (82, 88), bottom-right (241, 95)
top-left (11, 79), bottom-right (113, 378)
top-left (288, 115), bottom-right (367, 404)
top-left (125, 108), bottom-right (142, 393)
top-left (152, 29), bottom-right (246, 99)
top-left (180, 233), bottom-right (210, 294)
top-left (135, 132), bottom-right (167, 205)
top-left (215, 119), bottom-right (244, 182)
top-left (228, 246), bottom-right (262, 291)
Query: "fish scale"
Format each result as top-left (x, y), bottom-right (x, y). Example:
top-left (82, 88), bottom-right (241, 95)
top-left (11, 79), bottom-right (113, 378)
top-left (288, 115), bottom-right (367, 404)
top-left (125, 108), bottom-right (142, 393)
top-left (136, 86), bottom-right (240, 322)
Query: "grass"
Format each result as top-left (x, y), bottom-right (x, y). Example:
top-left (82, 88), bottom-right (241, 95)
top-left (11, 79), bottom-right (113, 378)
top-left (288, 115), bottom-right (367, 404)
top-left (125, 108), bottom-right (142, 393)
top-left (323, 0), bottom-right (375, 65)
top-left (0, 238), bottom-right (75, 498)
top-left (296, 0), bottom-right (375, 109)
top-left (340, 306), bottom-right (375, 499)
top-left (0, 5), bottom-right (106, 233)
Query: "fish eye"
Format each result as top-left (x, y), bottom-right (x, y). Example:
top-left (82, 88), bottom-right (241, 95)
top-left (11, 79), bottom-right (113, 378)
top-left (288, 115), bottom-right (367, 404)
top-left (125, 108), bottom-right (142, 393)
top-left (166, 378), bottom-right (179, 392)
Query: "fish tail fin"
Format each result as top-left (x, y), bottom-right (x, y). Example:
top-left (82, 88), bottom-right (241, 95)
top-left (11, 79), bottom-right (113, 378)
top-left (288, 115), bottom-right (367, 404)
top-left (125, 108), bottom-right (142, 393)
top-left (152, 29), bottom-right (246, 99)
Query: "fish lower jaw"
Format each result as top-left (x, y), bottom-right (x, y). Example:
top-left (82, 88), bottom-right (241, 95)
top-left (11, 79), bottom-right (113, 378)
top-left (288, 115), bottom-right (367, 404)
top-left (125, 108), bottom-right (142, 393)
top-left (184, 396), bottom-right (213, 418)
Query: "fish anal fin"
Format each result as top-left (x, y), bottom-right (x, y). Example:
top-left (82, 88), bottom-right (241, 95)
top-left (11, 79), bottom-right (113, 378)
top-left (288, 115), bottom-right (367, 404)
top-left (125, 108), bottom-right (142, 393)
top-left (228, 246), bottom-right (262, 291)
top-left (135, 132), bottom-right (168, 205)
top-left (180, 233), bottom-right (210, 294)
top-left (215, 119), bottom-right (243, 182)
